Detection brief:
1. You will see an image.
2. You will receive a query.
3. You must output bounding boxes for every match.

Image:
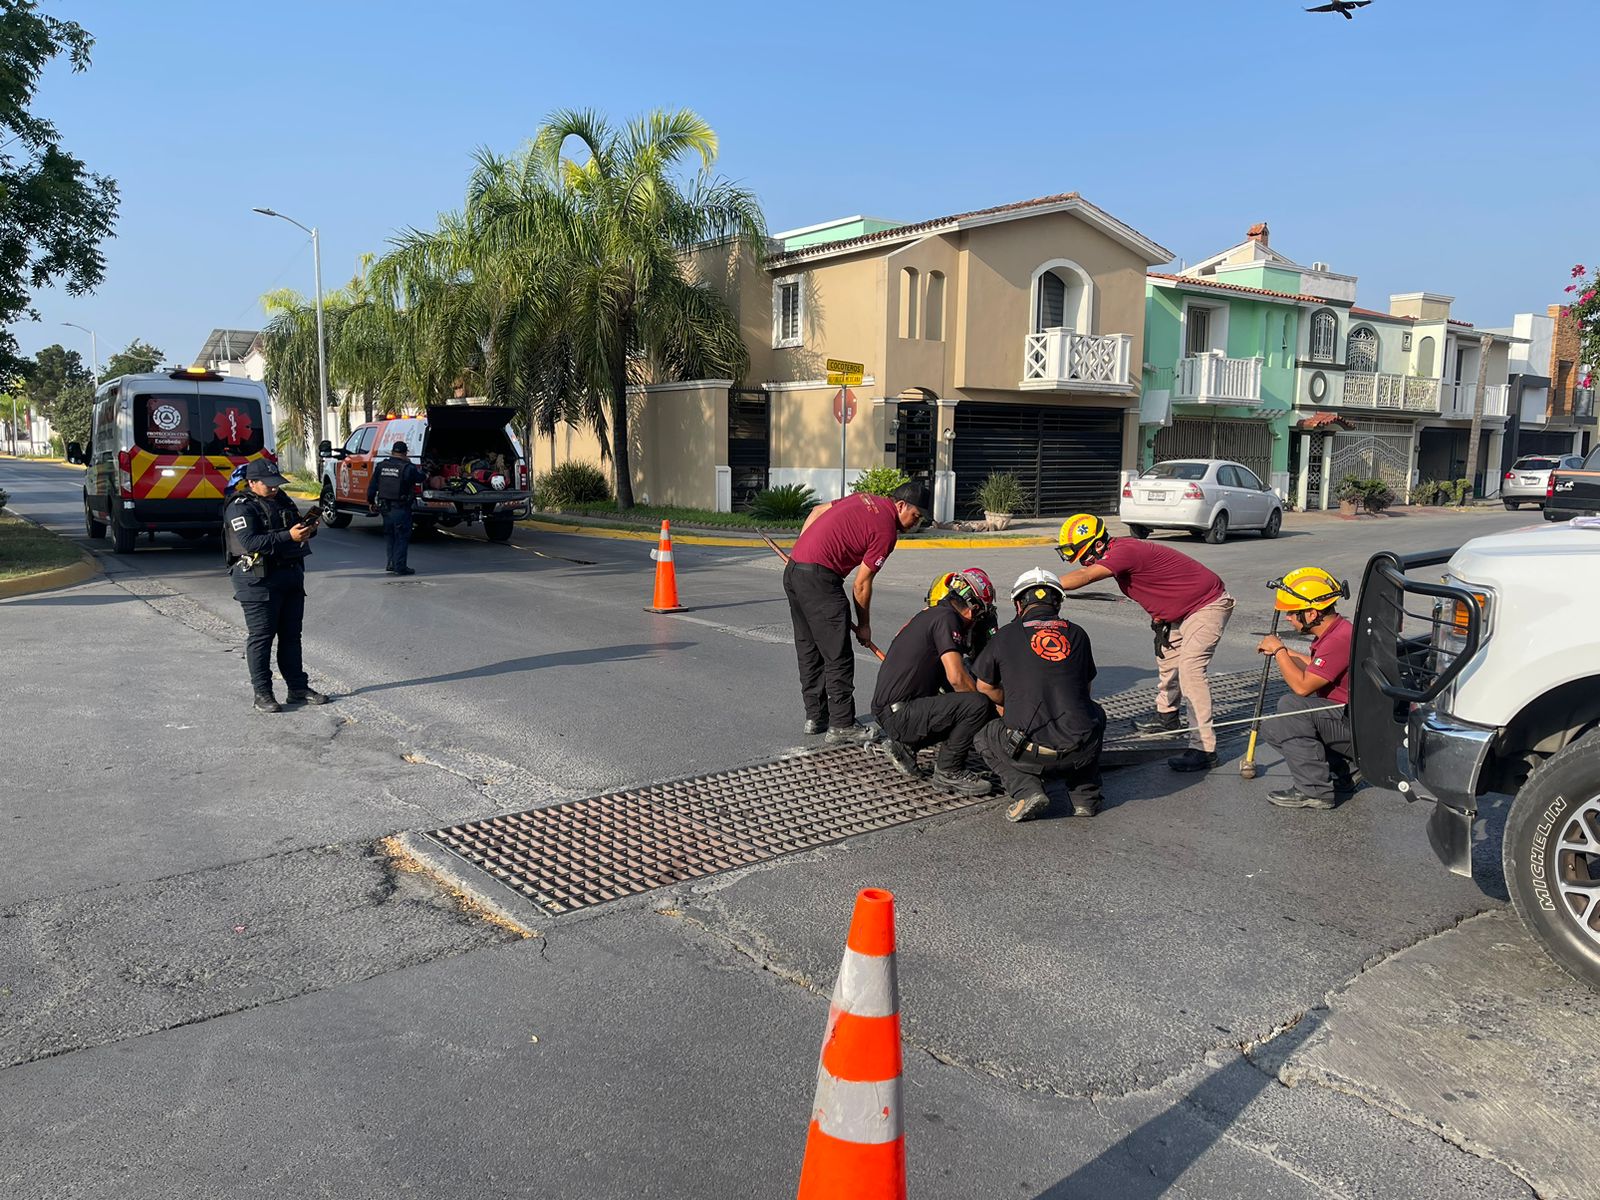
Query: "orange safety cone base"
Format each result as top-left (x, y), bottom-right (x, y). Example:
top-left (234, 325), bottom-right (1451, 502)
top-left (798, 1125), bottom-right (906, 1200)
top-left (643, 604), bottom-right (688, 613)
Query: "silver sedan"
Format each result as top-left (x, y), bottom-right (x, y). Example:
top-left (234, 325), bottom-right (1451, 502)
top-left (1502, 454), bottom-right (1583, 509)
top-left (1118, 458), bottom-right (1283, 544)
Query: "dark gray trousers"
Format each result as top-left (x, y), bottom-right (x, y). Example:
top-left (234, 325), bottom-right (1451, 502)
top-left (1261, 692), bottom-right (1353, 800)
top-left (976, 712), bottom-right (1105, 807)
top-left (782, 560), bottom-right (855, 729)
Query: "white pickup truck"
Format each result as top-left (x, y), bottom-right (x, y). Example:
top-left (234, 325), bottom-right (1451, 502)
top-left (1353, 521), bottom-right (1600, 988)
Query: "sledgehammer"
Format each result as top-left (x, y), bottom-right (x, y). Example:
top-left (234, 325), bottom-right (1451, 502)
top-left (756, 528), bottom-right (886, 662)
top-left (1240, 580), bottom-right (1285, 781)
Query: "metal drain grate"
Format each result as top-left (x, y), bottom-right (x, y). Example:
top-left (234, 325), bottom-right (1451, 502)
top-left (424, 669), bottom-right (1291, 914)
top-left (424, 748), bottom-right (988, 914)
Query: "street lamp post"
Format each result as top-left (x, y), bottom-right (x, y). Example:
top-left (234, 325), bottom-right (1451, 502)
top-left (252, 207), bottom-right (331, 459)
top-left (61, 321), bottom-right (99, 386)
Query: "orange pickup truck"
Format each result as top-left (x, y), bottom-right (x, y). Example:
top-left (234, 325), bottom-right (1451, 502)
top-left (316, 405), bottom-right (531, 542)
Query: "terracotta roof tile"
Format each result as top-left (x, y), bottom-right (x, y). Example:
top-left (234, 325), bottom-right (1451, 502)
top-left (769, 192), bottom-right (1081, 262)
top-left (1348, 305), bottom-right (1414, 323)
top-left (1298, 411), bottom-right (1355, 430)
top-left (1148, 272), bottom-right (1321, 304)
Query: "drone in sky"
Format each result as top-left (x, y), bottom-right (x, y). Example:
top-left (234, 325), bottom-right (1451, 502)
top-left (1306, 0), bottom-right (1371, 17)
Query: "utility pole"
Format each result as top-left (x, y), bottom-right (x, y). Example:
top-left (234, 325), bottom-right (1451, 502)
top-left (1464, 331), bottom-right (1493, 498)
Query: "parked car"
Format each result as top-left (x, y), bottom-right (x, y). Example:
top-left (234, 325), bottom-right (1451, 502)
top-left (1502, 453), bottom-right (1583, 509)
top-left (1544, 445), bottom-right (1600, 522)
top-left (1118, 459), bottom-right (1282, 544)
top-left (1353, 524), bottom-right (1600, 988)
top-left (318, 405), bottom-right (531, 542)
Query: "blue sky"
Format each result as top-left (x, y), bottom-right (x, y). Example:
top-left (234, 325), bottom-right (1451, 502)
top-left (16, 0), bottom-right (1598, 369)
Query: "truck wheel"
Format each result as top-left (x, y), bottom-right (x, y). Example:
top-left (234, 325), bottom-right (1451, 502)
top-left (484, 515), bottom-right (514, 542)
top-left (319, 484), bottom-right (352, 529)
top-left (1503, 734), bottom-right (1600, 989)
top-left (111, 515), bottom-right (137, 554)
top-left (84, 496), bottom-right (106, 540)
top-left (1127, 523), bottom-right (1151, 539)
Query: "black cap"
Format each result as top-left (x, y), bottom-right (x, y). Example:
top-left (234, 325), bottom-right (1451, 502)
top-left (391, 441), bottom-right (409, 455)
top-left (244, 458), bottom-right (289, 487)
top-left (890, 481), bottom-right (931, 514)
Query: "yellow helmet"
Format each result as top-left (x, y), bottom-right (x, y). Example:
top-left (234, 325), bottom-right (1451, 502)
top-left (1273, 566), bottom-right (1348, 612)
top-left (1056, 513), bottom-right (1110, 564)
top-left (925, 571), bottom-right (959, 607)
top-left (925, 570), bottom-right (983, 610)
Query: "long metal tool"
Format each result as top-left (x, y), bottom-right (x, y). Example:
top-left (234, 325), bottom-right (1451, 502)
top-left (757, 528), bottom-right (886, 662)
top-left (1240, 594), bottom-right (1283, 781)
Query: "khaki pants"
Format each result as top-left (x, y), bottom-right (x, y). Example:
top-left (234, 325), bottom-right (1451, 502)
top-left (1155, 594), bottom-right (1235, 752)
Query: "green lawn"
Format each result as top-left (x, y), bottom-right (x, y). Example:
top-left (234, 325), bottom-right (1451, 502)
top-left (538, 502), bottom-right (804, 531)
top-left (0, 511), bottom-right (85, 581)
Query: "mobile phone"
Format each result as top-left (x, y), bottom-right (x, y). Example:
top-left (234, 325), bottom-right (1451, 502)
top-left (301, 507), bottom-right (321, 527)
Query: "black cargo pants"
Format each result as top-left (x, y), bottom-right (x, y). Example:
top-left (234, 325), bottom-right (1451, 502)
top-left (876, 693), bottom-right (995, 771)
top-left (783, 560), bottom-right (856, 730)
top-left (1261, 693), bottom-right (1353, 801)
top-left (976, 708), bottom-right (1106, 809)
top-left (239, 585), bottom-right (309, 696)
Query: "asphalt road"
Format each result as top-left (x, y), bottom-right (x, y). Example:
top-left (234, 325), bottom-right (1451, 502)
top-left (2, 456), bottom-right (1592, 1199)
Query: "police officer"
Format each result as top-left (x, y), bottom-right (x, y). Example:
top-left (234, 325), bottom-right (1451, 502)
top-left (784, 480), bottom-right (929, 743)
top-left (973, 569), bottom-right (1105, 823)
top-left (367, 440), bottom-right (426, 575)
top-left (223, 458), bottom-right (327, 713)
top-left (872, 571), bottom-right (995, 797)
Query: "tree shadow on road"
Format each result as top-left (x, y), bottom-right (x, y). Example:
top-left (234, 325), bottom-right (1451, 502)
top-left (351, 641), bottom-right (695, 695)
top-left (2, 591), bottom-right (135, 606)
top-left (1032, 1015), bottom-right (1321, 1199)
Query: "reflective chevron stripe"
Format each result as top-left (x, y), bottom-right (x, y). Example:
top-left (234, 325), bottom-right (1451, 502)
top-left (831, 947), bottom-right (897, 1017)
top-left (810, 1069), bottom-right (903, 1144)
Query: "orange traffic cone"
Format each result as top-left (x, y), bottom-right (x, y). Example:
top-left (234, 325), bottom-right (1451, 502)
top-left (797, 887), bottom-right (905, 1200)
top-left (644, 519), bottom-right (687, 613)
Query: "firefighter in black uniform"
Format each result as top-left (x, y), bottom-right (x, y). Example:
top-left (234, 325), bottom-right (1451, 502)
top-left (223, 458), bottom-right (327, 713)
top-left (366, 440), bottom-right (426, 575)
top-left (973, 568), bottom-right (1105, 823)
top-left (872, 571), bottom-right (996, 797)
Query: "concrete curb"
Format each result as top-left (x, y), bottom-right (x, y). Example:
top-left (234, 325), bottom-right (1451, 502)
top-left (520, 517), bottom-right (1054, 551)
top-left (0, 455), bottom-right (80, 470)
top-left (0, 550), bottom-right (102, 599)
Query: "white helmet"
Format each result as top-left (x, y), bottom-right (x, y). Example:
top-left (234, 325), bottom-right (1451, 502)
top-left (1011, 567), bottom-right (1065, 605)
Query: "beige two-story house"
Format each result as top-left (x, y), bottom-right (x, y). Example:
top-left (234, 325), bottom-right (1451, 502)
top-left (535, 191), bottom-right (1171, 520)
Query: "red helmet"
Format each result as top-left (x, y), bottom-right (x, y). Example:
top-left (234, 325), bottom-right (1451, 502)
top-left (959, 566), bottom-right (996, 608)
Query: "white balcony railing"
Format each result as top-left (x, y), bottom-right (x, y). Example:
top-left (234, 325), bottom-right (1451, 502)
top-left (1172, 353), bottom-right (1263, 406)
top-left (1440, 382), bottom-right (1509, 420)
top-left (1341, 372), bottom-right (1440, 413)
top-left (1021, 328), bottom-right (1134, 392)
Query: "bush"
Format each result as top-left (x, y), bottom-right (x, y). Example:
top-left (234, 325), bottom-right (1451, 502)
top-left (1334, 474), bottom-right (1394, 512)
top-left (850, 465), bottom-right (910, 497)
top-left (0, 486), bottom-right (9, 512)
top-left (975, 471), bottom-right (1027, 514)
top-left (1412, 480), bottom-right (1440, 506)
top-left (537, 462), bottom-right (612, 507)
top-left (1363, 481), bottom-right (1395, 512)
top-left (749, 483), bottom-right (817, 521)
top-left (1447, 477), bottom-right (1473, 506)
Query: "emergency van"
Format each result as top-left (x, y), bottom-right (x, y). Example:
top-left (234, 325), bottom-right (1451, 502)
top-left (316, 405), bottom-right (530, 542)
top-left (68, 368), bottom-right (275, 553)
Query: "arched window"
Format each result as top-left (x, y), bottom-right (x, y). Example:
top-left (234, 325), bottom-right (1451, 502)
top-left (1310, 309), bottom-right (1338, 362)
top-left (1031, 260), bottom-right (1093, 334)
top-left (924, 271), bottom-right (945, 341)
top-left (899, 267), bottom-right (919, 340)
top-left (1415, 335), bottom-right (1436, 377)
top-left (1347, 325), bottom-right (1379, 373)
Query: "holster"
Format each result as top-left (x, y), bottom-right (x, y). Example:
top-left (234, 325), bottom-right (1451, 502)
top-left (1152, 619), bottom-right (1175, 657)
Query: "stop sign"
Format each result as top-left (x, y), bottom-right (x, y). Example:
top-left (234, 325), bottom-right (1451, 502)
top-left (833, 387), bottom-right (857, 425)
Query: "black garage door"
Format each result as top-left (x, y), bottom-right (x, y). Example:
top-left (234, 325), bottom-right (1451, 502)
top-left (953, 403), bottom-right (1123, 517)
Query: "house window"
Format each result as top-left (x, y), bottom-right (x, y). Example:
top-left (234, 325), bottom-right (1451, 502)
top-left (1185, 307), bottom-right (1211, 357)
top-left (899, 268), bottom-right (919, 340)
top-left (1031, 260), bottom-right (1092, 334)
top-left (1310, 309), bottom-right (1338, 362)
top-left (1401, 331), bottom-right (1413, 351)
top-left (1347, 326), bottom-right (1379, 374)
top-left (924, 271), bottom-right (944, 341)
top-left (1416, 335), bottom-right (1436, 377)
top-left (773, 277), bottom-right (802, 348)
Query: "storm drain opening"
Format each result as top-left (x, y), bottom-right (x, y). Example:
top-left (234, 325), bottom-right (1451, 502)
top-left (422, 670), bottom-right (1289, 915)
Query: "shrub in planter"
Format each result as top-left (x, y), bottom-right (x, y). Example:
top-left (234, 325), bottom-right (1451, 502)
top-left (1447, 477), bottom-right (1473, 506)
top-left (1333, 474), bottom-right (1370, 506)
top-left (1362, 481), bottom-right (1395, 513)
top-left (749, 483), bottom-right (818, 522)
top-left (850, 465), bottom-right (911, 497)
top-left (975, 472), bottom-right (1028, 527)
top-left (536, 462), bottom-right (612, 507)
top-left (1411, 480), bottom-right (1440, 506)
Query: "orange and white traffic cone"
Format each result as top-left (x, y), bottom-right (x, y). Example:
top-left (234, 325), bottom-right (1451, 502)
top-left (797, 887), bottom-right (905, 1200)
top-left (645, 519), bottom-right (687, 613)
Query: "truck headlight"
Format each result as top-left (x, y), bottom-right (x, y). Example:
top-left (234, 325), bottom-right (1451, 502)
top-left (1433, 578), bottom-right (1492, 665)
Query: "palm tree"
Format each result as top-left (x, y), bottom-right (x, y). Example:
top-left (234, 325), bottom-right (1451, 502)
top-left (472, 107), bottom-right (766, 508)
top-left (260, 288), bottom-right (328, 454)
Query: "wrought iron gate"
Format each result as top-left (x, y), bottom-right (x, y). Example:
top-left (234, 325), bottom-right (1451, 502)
top-left (728, 389), bottom-right (770, 511)
top-left (1153, 417), bottom-right (1272, 484)
top-left (952, 403), bottom-right (1122, 517)
top-left (1329, 420), bottom-right (1414, 502)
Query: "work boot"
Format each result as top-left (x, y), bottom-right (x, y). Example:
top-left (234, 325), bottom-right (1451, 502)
top-left (1134, 709), bottom-right (1185, 733)
top-left (1268, 787), bottom-right (1336, 810)
top-left (253, 692), bottom-right (282, 714)
top-left (288, 688), bottom-right (329, 706)
top-left (826, 724), bottom-right (875, 746)
top-left (932, 766), bottom-right (992, 797)
top-left (803, 718), bottom-right (826, 736)
top-left (1071, 794), bottom-right (1102, 818)
top-left (1168, 748), bottom-right (1217, 772)
top-left (395, 567), bottom-right (416, 576)
top-left (881, 740), bottom-right (920, 778)
top-left (1004, 787), bottom-right (1051, 823)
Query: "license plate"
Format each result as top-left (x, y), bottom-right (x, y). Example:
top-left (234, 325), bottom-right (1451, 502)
top-left (1144, 491), bottom-right (1168, 502)
top-left (1520, 476), bottom-right (1539, 485)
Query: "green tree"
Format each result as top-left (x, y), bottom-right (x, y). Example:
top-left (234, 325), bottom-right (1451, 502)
top-left (0, 2), bottom-right (120, 380)
top-left (261, 287), bottom-right (329, 452)
top-left (102, 338), bottom-right (162, 379)
top-left (19, 341), bottom-right (87, 416)
top-left (48, 378), bottom-right (91, 447)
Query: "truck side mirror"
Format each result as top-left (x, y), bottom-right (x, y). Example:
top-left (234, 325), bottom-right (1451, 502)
top-left (317, 439), bottom-right (333, 457)
top-left (65, 441), bottom-right (83, 464)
